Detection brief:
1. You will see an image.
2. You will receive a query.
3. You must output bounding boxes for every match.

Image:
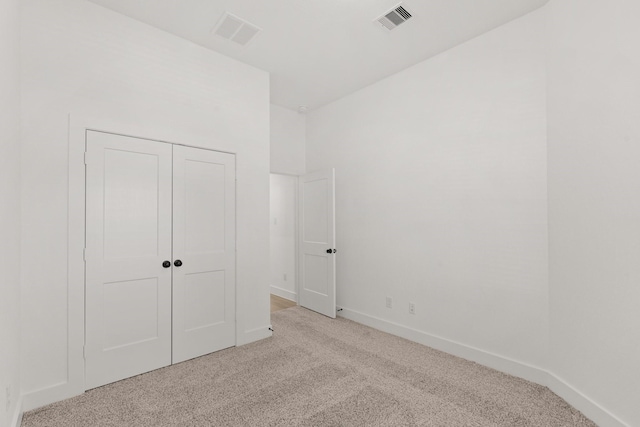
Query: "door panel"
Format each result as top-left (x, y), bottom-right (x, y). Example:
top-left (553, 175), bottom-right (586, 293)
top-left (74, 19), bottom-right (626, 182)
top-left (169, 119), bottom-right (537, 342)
top-left (172, 145), bottom-right (236, 363)
top-left (101, 277), bottom-right (160, 350)
top-left (303, 179), bottom-right (328, 243)
top-left (102, 149), bottom-right (161, 259)
top-left (299, 169), bottom-right (336, 318)
top-left (184, 160), bottom-right (226, 254)
top-left (303, 254), bottom-right (329, 295)
top-left (85, 131), bottom-right (173, 390)
top-left (184, 271), bottom-right (226, 331)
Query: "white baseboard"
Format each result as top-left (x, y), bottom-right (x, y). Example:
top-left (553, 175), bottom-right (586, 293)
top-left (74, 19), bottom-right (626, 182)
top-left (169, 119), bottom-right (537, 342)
top-left (21, 381), bottom-right (84, 413)
top-left (22, 327), bottom-right (274, 413)
top-left (10, 395), bottom-right (23, 427)
top-left (546, 373), bottom-right (629, 427)
top-left (337, 307), bottom-right (547, 384)
top-left (237, 325), bottom-right (272, 346)
top-left (270, 286), bottom-right (297, 302)
top-left (337, 306), bottom-right (629, 427)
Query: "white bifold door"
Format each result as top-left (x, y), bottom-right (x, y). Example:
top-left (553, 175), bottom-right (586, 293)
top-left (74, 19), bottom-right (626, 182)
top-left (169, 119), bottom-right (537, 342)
top-left (85, 131), bottom-right (235, 389)
top-left (298, 169), bottom-right (336, 318)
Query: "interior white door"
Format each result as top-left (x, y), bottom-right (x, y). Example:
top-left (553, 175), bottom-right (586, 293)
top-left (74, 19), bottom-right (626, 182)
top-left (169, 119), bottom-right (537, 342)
top-left (298, 169), bottom-right (336, 318)
top-left (85, 131), bottom-right (173, 389)
top-left (172, 145), bottom-right (236, 363)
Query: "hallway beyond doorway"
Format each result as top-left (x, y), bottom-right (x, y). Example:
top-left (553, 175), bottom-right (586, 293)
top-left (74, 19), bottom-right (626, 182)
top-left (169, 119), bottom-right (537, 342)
top-left (270, 294), bottom-right (296, 313)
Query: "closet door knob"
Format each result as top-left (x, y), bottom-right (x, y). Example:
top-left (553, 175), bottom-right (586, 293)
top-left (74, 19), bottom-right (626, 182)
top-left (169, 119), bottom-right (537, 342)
top-left (174, 260), bottom-right (183, 267)
top-left (162, 260), bottom-right (171, 268)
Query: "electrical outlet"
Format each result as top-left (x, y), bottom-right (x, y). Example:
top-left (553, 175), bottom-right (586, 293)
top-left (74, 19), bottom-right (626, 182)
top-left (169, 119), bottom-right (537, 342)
top-left (409, 302), bottom-right (416, 315)
top-left (386, 297), bottom-right (393, 309)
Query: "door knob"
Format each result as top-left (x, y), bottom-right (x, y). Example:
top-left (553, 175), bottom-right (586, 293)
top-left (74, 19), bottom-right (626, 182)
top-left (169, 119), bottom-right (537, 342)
top-left (174, 259), bottom-right (183, 267)
top-left (326, 249), bottom-right (332, 254)
top-left (162, 260), bottom-right (171, 268)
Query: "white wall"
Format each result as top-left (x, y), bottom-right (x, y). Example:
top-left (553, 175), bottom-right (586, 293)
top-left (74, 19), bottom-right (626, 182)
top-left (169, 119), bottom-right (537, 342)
top-left (307, 9), bottom-right (548, 370)
top-left (547, 0), bottom-right (640, 425)
top-left (20, 0), bottom-right (270, 410)
top-left (270, 104), bottom-right (305, 175)
top-left (0, 0), bottom-right (22, 425)
top-left (270, 174), bottom-right (298, 301)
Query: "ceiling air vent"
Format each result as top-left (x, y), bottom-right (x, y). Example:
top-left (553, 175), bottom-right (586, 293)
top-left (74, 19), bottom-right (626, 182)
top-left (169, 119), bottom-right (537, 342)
top-left (213, 12), bottom-right (261, 46)
top-left (375, 4), bottom-right (413, 30)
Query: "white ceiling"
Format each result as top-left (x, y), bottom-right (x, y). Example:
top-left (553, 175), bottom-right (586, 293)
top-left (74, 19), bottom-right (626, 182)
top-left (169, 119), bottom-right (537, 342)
top-left (87, 0), bottom-right (549, 111)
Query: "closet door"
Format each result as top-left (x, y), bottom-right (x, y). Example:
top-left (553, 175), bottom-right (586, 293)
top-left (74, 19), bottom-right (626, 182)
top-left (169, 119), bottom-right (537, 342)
top-left (172, 145), bottom-right (236, 363)
top-left (85, 131), bottom-right (173, 389)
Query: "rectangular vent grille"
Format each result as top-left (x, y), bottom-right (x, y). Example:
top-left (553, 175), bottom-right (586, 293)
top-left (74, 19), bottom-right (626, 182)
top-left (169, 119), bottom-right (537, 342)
top-left (213, 12), bottom-right (261, 46)
top-left (376, 4), bottom-right (413, 30)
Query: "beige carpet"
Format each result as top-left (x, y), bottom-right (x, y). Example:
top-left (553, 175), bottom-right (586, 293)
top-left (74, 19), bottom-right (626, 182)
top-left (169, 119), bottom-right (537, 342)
top-left (23, 307), bottom-right (596, 426)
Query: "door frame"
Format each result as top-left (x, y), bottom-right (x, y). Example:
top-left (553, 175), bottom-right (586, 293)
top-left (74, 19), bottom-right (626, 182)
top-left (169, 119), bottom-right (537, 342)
top-left (64, 115), bottom-right (238, 404)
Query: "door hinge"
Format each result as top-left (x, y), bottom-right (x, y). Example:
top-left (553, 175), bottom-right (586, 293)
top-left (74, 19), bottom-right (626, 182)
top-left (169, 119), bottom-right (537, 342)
top-left (83, 248), bottom-right (87, 261)
top-left (84, 152), bottom-right (88, 165)
top-left (83, 345), bottom-right (86, 359)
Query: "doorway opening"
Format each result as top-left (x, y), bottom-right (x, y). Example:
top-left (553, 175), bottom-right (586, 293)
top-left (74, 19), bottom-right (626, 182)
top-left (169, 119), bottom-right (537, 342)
top-left (269, 169), bottom-right (337, 318)
top-left (269, 173), bottom-right (299, 313)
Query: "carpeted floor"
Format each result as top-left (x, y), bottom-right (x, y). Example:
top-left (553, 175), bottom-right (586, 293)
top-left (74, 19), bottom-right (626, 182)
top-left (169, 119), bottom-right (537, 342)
top-left (22, 307), bottom-right (596, 426)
